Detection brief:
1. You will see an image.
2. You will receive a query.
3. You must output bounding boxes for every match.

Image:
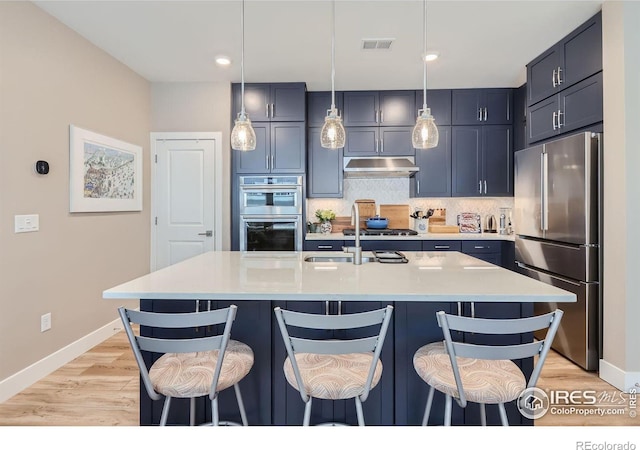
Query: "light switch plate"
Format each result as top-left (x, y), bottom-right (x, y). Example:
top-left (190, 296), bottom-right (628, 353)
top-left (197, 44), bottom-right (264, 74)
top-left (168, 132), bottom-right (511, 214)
top-left (15, 214), bottom-right (39, 233)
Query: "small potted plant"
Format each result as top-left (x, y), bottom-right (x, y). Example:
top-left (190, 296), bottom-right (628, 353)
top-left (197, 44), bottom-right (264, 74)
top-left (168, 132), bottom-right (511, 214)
top-left (315, 209), bottom-right (336, 234)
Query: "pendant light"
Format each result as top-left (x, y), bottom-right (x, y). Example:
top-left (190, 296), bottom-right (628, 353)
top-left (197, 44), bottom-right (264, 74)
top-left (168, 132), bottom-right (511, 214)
top-left (320, 0), bottom-right (345, 149)
top-left (231, 0), bottom-right (256, 151)
top-left (412, 0), bottom-right (439, 149)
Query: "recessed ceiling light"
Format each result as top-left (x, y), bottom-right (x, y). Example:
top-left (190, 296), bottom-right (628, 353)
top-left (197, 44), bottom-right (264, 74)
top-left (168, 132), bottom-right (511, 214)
top-left (215, 56), bottom-right (231, 66)
top-left (423, 52), bottom-right (439, 62)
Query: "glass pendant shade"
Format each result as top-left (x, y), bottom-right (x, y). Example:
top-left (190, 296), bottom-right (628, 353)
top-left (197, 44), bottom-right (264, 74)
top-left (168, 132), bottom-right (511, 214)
top-left (231, 114), bottom-right (256, 151)
top-left (412, 108), bottom-right (439, 149)
top-left (320, 108), bottom-right (346, 149)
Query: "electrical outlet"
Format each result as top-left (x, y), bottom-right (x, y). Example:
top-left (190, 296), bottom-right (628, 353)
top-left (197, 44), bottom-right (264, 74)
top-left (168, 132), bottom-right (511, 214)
top-left (41, 313), bottom-right (51, 332)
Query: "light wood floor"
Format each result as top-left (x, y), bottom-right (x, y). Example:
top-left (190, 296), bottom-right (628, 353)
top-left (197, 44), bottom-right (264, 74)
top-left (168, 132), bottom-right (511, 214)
top-left (0, 330), bottom-right (637, 426)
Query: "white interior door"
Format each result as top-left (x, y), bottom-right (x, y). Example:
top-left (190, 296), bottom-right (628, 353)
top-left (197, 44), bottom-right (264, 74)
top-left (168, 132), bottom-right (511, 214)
top-left (151, 133), bottom-right (222, 270)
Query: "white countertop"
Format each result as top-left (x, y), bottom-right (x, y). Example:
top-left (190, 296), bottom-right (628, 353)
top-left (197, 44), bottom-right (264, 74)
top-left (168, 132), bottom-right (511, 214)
top-left (103, 251), bottom-right (574, 303)
top-left (305, 232), bottom-right (515, 241)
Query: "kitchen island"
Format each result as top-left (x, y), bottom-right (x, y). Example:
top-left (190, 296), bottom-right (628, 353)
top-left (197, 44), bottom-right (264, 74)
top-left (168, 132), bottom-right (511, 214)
top-left (104, 250), bottom-right (575, 426)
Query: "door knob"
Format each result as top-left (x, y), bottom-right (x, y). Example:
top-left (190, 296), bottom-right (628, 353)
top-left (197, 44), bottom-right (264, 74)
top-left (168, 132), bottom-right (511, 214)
top-left (198, 230), bottom-right (213, 237)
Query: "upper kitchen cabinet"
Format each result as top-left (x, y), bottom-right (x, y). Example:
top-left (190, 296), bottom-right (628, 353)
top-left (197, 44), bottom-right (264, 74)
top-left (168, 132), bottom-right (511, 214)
top-left (416, 89), bottom-right (452, 126)
top-left (527, 72), bottom-right (603, 144)
top-left (527, 12), bottom-right (602, 107)
top-left (307, 91), bottom-right (344, 127)
top-left (410, 126), bottom-right (451, 198)
top-left (452, 125), bottom-right (512, 197)
top-left (232, 83), bottom-right (306, 122)
top-left (343, 90), bottom-right (416, 126)
top-left (235, 122), bottom-right (306, 174)
top-left (344, 127), bottom-right (415, 157)
top-left (513, 84), bottom-right (527, 152)
top-left (307, 128), bottom-right (343, 198)
top-left (452, 89), bottom-right (513, 125)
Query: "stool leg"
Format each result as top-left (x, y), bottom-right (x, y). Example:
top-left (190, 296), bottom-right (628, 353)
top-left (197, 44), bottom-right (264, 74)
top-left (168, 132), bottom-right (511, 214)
top-left (444, 394), bottom-right (452, 426)
top-left (303, 398), bottom-right (313, 426)
top-left (212, 396), bottom-right (219, 426)
top-left (234, 384), bottom-right (249, 426)
top-left (480, 403), bottom-right (487, 426)
top-left (498, 403), bottom-right (509, 426)
top-left (421, 386), bottom-right (435, 426)
top-left (160, 396), bottom-right (172, 426)
top-left (355, 397), bottom-right (365, 426)
top-left (190, 397), bottom-right (196, 426)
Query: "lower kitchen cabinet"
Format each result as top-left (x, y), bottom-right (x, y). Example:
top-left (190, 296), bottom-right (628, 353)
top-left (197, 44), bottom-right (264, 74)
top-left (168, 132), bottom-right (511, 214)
top-left (271, 300), bottom-right (394, 426)
top-left (422, 240), bottom-right (461, 252)
top-left (361, 240), bottom-right (422, 252)
top-left (304, 240), bottom-right (345, 251)
top-left (461, 240), bottom-right (502, 266)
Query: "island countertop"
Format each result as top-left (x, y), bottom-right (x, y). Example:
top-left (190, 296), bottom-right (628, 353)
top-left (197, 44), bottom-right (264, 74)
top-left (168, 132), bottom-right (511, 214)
top-left (103, 251), bottom-right (575, 303)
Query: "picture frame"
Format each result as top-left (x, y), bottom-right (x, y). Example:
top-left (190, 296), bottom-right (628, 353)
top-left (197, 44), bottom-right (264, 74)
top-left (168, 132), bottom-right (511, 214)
top-left (69, 125), bottom-right (143, 212)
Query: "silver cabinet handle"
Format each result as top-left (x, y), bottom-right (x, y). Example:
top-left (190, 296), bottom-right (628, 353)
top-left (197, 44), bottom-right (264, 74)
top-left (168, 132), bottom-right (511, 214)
top-left (265, 103), bottom-right (270, 118)
top-left (417, 179), bottom-right (420, 194)
top-left (434, 245), bottom-right (450, 249)
top-left (484, 180), bottom-right (487, 194)
top-left (317, 245), bottom-right (333, 249)
top-left (376, 138), bottom-right (379, 153)
top-left (338, 300), bottom-right (342, 315)
top-left (483, 107), bottom-right (488, 121)
top-left (552, 111), bottom-right (558, 130)
top-left (552, 68), bottom-right (557, 87)
top-left (380, 110), bottom-right (384, 123)
top-left (375, 110), bottom-right (379, 123)
top-left (266, 153), bottom-right (270, 169)
top-left (474, 245), bottom-right (485, 249)
top-left (557, 110), bottom-right (564, 128)
top-left (198, 230), bottom-right (213, 237)
top-left (478, 108), bottom-right (483, 121)
top-left (470, 302), bottom-right (475, 319)
top-left (479, 180), bottom-right (482, 193)
top-left (271, 154), bottom-right (275, 170)
top-left (557, 67), bottom-right (563, 85)
top-left (325, 300), bottom-right (330, 315)
top-left (271, 103), bottom-right (275, 118)
top-left (380, 138), bottom-right (384, 153)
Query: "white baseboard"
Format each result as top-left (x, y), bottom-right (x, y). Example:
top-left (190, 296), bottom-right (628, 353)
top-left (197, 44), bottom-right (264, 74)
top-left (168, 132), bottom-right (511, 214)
top-left (599, 358), bottom-right (640, 392)
top-left (0, 318), bottom-right (124, 403)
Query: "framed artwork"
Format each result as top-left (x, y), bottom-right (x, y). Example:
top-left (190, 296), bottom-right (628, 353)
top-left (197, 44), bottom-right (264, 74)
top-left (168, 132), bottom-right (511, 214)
top-left (69, 125), bottom-right (143, 212)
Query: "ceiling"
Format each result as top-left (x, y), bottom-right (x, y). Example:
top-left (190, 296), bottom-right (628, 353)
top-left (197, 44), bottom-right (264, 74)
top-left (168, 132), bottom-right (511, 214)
top-left (34, 0), bottom-right (604, 91)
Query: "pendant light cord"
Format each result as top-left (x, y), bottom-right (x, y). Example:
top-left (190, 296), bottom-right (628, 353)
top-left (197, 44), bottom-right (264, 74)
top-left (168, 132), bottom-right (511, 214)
top-left (422, 0), bottom-right (427, 111)
top-left (331, 0), bottom-right (336, 110)
top-left (240, 0), bottom-right (246, 116)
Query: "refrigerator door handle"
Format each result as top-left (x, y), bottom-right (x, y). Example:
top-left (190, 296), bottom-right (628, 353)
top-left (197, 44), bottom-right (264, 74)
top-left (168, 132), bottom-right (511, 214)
top-left (516, 262), bottom-right (583, 287)
top-left (541, 152), bottom-right (549, 231)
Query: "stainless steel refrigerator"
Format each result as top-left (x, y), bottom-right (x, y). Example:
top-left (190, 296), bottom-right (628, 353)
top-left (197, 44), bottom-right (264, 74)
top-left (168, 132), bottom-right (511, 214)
top-left (514, 131), bottom-right (601, 371)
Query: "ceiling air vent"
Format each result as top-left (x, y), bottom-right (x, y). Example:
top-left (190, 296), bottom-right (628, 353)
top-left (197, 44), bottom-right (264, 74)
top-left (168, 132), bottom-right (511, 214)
top-left (361, 38), bottom-right (395, 50)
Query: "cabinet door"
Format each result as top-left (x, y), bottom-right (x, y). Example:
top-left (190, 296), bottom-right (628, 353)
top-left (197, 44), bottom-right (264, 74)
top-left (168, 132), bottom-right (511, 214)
top-left (527, 96), bottom-right (558, 145)
top-left (559, 72), bottom-right (603, 134)
top-left (526, 46), bottom-right (562, 106)
top-left (271, 123), bottom-right (305, 173)
top-left (343, 91), bottom-right (379, 126)
top-left (411, 126), bottom-right (451, 198)
top-left (239, 83), bottom-right (271, 122)
top-left (304, 240), bottom-right (345, 251)
top-left (271, 83), bottom-right (306, 122)
top-left (562, 12), bottom-right (602, 89)
top-left (482, 125), bottom-right (512, 196)
top-left (417, 89), bottom-right (452, 126)
top-left (234, 123), bottom-right (270, 173)
top-left (361, 240), bottom-right (422, 251)
top-left (484, 89), bottom-right (513, 125)
top-left (307, 91), bottom-right (343, 127)
top-left (307, 128), bottom-right (343, 198)
top-left (452, 126), bottom-right (482, 196)
top-left (513, 84), bottom-right (527, 152)
top-left (452, 90), bottom-right (482, 125)
top-left (379, 91), bottom-right (416, 126)
top-left (422, 240), bottom-right (461, 252)
top-left (344, 127), bottom-right (379, 156)
top-left (379, 127), bottom-right (415, 156)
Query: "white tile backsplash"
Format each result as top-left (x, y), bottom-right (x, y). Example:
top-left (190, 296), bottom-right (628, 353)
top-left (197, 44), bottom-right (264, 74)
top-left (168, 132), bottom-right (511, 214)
top-left (306, 177), bottom-right (514, 226)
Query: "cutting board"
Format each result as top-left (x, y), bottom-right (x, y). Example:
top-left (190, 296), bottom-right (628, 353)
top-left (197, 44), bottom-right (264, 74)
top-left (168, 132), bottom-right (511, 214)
top-left (355, 199), bottom-right (376, 228)
top-left (379, 204), bottom-right (410, 229)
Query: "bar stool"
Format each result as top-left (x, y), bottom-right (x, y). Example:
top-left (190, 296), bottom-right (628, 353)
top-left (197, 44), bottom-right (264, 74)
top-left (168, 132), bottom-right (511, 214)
top-left (413, 309), bottom-right (563, 426)
top-left (274, 305), bottom-right (393, 426)
top-left (119, 304), bottom-right (253, 426)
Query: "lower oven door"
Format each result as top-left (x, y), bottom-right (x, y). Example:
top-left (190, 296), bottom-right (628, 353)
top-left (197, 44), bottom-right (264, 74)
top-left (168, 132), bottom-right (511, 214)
top-left (240, 215), bottom-right (303, 252)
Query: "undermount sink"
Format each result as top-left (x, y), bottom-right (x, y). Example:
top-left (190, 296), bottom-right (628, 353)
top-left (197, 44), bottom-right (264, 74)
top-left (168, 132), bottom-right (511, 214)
top-left (304, 255), bottom-right (377, 263)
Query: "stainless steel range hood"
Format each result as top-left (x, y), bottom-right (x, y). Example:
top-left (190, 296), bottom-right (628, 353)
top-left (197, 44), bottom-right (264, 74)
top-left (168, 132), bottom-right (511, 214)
top-left (343, 156), bottom-right (419, 178)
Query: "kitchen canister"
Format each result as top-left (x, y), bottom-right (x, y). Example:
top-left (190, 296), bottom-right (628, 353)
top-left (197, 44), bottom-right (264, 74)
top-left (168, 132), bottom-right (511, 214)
top-left (414, 218), bottom-right (429, 234)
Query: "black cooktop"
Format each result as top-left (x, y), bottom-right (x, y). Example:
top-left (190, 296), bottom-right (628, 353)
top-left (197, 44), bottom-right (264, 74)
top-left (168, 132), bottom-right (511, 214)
top-left (343, 228), bottom-right (418, 236)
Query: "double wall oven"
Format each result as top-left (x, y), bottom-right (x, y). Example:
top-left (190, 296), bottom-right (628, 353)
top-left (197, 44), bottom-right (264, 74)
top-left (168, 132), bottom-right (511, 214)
top-left (239, 176), bottom-right (303, 251)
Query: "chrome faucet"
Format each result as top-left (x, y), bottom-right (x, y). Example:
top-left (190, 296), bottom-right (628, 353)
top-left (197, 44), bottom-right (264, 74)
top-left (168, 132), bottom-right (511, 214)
top-left (343, 203), bottom-right (362, 265)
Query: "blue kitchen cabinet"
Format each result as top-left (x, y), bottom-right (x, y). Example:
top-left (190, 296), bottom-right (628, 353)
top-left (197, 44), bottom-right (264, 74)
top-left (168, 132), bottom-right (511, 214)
top-left (360, 240), bottom-right (422, 252)
top-left (379, 127), bottom-right (416, 156)
top-left (235, 122), bottom-right (306, 174)
top-left (344, 126), bottom-right (379, 156)
top-left (527, 12), bottom-right (602, 107)
top-left (527, 72), bottom-right (603, 145)
top-left (343, 90), bottom-right (416, 127)
top-left (233, 82), bottom-right (306, 122)
top-left (513, 84), bottom-right (527, 152)
top-left (461, 240), bottom-right (502, 266)
top-left (416, 89), bottom-right (452, 126)
top-left (452, 125), bottom-right (512, 197)
top-left (307, 91), bottom-right (344, 128)
top-left (303, 240), bottom-right (345, 251)
top-left (271, 300), bottom-right (394, 426)
top-left (452, 89), bottom-right (513, 125)
top-left (307, 128), bottom-right (343, 198)
top-left (410, 126), bottom-right (451, 198)
top-left (422, 240), bottom-right (461, 252)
